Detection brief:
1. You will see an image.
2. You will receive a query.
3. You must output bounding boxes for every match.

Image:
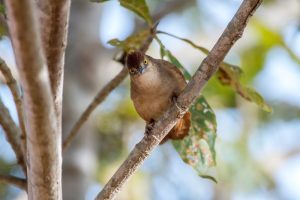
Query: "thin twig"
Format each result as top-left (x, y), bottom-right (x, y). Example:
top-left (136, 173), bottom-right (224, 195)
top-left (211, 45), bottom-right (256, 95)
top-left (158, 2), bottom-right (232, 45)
top-left (0, 58), bottom-right (27, 168)
top-left (0, 174), bottom-right (27, 190)
top-left (62, 25), bottom-right (157, 152)
top-left (95, 0), bottom-right (263, 199)
top-left (0, 99), bottom-right (26, 173)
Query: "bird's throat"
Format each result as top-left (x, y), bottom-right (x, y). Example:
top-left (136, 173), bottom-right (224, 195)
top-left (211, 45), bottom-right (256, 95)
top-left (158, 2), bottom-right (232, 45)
top-left (132, 69), bottom-right (161, 92)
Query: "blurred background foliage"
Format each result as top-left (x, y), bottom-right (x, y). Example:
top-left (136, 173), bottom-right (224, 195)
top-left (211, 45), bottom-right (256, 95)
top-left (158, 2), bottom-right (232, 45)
top-left (0, 0), bottom-right (300, 199)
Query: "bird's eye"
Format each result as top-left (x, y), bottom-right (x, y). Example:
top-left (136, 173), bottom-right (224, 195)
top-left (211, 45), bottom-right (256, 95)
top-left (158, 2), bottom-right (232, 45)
top-left (144, 59), bottom-right (148, 65)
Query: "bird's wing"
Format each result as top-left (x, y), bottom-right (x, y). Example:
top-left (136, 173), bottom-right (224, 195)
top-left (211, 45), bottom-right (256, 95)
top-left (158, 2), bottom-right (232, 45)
top-left (157, 59), bottom-right (187, 83)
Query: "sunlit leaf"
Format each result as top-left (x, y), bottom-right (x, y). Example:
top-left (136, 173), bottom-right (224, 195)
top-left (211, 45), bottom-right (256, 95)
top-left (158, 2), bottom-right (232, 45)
top-left (92, 0), bottom-right (152, 25)
top-left (218, 64), bottom-right (273, 112)
top-left (237, 86), bottom-right (273, 113)
top-left (157, 31), bottom-right (272, 112)
top-left (108, 28), bottom-right (151, 52)
top-left (173, 95), bottom-right (217, 181)
top-left (120, 0), bottom-right (152, 25)
top-left (107, 38), bottom-right (123, 47)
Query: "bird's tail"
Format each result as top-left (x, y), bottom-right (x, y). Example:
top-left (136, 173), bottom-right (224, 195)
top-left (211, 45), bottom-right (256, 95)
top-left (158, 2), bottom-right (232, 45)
top-left (160, 111), bottom-right (191, 144)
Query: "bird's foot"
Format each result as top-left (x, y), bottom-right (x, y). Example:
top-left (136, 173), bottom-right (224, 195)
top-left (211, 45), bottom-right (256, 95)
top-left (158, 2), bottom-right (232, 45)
top-left (145, 119), bottom-right (155, 135)
top-left (171, 95), bottom-right (185, 113)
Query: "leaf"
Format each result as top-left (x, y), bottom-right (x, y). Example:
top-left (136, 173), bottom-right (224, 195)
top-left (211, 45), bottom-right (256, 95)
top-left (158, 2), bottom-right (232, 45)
top-left (237, 86), bottom-right (273, 113)
top-left (107, 28), bottom-right (151, 52)
top-left (157, 31), bottom-right (272, 112)
top-left (218, 64), bottom-right (273, 112)
top-left (120, 0), bottom-right (152, 25)
top-left (107, 38), bottom-right (123, 47)
top-left (92, 0), bottom-right (152, 25)
top-left (173, 95), bottom-right (217, 181)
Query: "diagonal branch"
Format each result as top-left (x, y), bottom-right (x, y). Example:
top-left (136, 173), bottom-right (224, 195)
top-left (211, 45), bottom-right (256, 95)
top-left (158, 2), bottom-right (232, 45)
top-left (62, 26), bottom-right (157, 152)
top-left (0, 174), bottom-right (27, 190)
top-left (4, 0), bottom-right (62, 199)
top-left (0, 99), bottom-right (26, 173)
top-left (95, 0), bottom-right (263, 199)
top-left (36, 0), bottom-right (71, 133)
top-left (0, 58), bottom-right (27, 168)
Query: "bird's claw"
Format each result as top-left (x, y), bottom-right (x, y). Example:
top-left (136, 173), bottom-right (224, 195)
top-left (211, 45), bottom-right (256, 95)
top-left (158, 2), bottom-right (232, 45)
top-left (171, 95), bottom-right (185, 113)
top-left (145, 120), bottom-right (155, 135)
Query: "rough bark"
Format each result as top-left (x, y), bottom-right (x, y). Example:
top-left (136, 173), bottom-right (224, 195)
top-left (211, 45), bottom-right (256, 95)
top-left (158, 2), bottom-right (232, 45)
top-left (36, 0), bottom-right (71, 136)
top-left (95, 0), bottom-right (263, 199)
top-left (4, 0), bottom-right (62, 199)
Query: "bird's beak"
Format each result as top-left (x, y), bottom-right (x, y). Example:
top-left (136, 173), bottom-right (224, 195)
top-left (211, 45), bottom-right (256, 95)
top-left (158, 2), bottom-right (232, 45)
top-left (137, 66), bottom-right (145, 74)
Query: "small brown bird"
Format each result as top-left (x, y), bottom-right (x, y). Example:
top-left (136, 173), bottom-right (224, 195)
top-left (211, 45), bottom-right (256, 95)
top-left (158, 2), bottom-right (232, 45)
top-left (126, 51), bottom-right (191, 144)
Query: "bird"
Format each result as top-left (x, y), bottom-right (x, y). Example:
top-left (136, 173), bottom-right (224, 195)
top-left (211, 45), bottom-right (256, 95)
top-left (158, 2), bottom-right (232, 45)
top-left (126, 51), bottom-right (191, 144)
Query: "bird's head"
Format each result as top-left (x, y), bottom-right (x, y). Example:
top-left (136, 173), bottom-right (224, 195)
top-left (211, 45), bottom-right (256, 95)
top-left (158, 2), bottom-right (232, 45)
top-left (126, 51), bottom-right (151, 76)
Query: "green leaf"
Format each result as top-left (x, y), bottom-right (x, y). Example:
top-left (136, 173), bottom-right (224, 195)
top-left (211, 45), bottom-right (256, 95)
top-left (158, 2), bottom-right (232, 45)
top-left (120, 0), bottom-right (152, 25)
top-left (157, 31), bottom-right (272, 112)
top-left (237, 86), bottom-right (273, 113)
top-left (107, 38), bottom-right (123, 47)
top-left (107, 28), bottom-right (151, 52)
top-left (173, 95), bottom-right (217, 181)
top-left (92, 0), bottom-right (152, 25)
top-left (218, 64), bottom-right (273, 112)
